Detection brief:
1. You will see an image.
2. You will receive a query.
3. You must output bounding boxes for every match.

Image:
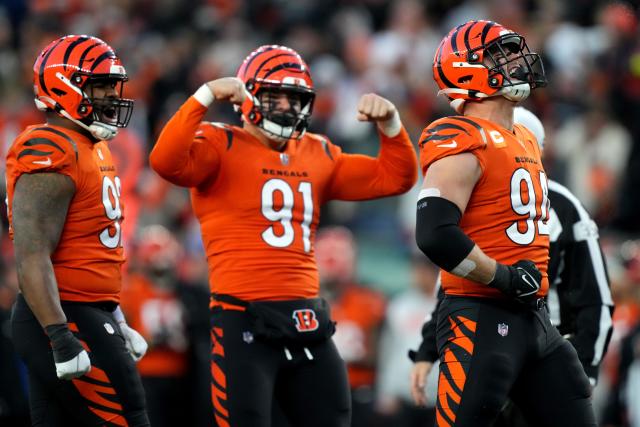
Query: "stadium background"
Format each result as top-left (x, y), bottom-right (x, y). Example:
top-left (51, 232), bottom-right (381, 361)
top-left (0, 0), bottom-right (639, 426)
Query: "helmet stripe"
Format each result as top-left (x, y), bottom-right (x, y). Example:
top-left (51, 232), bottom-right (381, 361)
top-left (77, 42), bottom-right (101, 70)
top-left (253, 53), bottom-right (299, 80)
top-left (62, 36), bottom-right (90, 71)
top-left (38, 38), bottom-right (66, 96)
top-left (481, 21), bottom-right (497, 45)
top-left (262, 62), bottom-right (309, 80)
top-left (449, 23), bottom-right (466, 54)
top-left (435, 41), bottom-right (457, 90)
top-left (240, 46), bottom-right (278, 77)
top-left (90, 50), bottom-right (117, 72)
top-left (463, 21), bottom-right (480, 52)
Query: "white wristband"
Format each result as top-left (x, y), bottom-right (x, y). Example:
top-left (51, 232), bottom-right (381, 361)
top-left (193, 84), bottom-right (215, 107)
top-left (377, 111), bottom-right (402, 137)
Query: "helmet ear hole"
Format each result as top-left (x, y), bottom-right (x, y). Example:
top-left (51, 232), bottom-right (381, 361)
top-left (52, 88), bottom-right (67, 97)
top-left (458, 76), bottom-right (472, 84)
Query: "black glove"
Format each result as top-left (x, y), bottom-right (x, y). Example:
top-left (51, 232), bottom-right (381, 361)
top-left (488, 260), bottom-right (542, 302)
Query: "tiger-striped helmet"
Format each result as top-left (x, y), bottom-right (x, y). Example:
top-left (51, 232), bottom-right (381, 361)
top-left (236, 45), bottom-right (315, 141)
top-left (33, 35), bottom-right (134, 140)
top-left (433, 20), bottom-right (546, 113)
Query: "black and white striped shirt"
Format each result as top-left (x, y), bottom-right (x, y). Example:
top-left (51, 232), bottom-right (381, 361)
top-left (546, 180), bottom-right (614, 382)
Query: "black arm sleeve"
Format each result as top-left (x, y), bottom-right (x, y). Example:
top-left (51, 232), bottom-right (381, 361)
top-left (415, 197), bottom-right (475, 272)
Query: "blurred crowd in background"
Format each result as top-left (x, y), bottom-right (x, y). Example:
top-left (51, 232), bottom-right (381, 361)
top-left (0, 0), bottom-right (639, 426)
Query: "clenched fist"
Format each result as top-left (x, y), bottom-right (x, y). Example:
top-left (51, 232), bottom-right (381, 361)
top-left (356, 93), bottom-right (398, 122)
top-left (205, 77), bottom-right (247, 105)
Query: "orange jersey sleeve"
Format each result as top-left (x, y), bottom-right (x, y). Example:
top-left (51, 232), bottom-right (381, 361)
top-left (419, 116), bottom-right (550, 298)
top-left (6, 125), bottom-right (125, 303)
top-left (418, 116), bottom-right (487, 175)
top-left (327, 127), bottom-right (418, 201)
top-left (149, 96), bottom-right (223, 187)
top-left (7, 125), bottom-right (80, 185)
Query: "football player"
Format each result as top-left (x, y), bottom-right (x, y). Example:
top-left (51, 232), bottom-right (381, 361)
top-left (149, 45), bottom-right (418, 427)
top-left (7, 35), bottom-right (149, 426)
top-left (412, 20), bottom-right (597, 426)
top-left (410, 107), bottom-right (614, 426)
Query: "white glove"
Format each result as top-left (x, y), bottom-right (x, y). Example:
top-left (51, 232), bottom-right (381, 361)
top-left (56, 350), bottom-right (92, 380)
top-left (113, 306), bottom-right (148, 362)
top-left (120, 323), bottom-right (148, 362)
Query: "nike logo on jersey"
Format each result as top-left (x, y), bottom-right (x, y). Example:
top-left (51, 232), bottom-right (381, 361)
top-left (32, 158), bottom-right (52, 166)
top-left (437, 140), bottom-right (458, 148)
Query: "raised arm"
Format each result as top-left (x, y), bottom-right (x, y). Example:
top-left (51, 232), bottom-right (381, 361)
top-left (150, 78), bottom-right (245, 187)
top-left (13, 172), bottom-right (90, 379)
top-left (327, 94), bottom-right (418, 200)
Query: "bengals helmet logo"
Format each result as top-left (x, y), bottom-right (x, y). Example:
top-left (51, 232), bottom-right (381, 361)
top-left (292, 309), bottom-right (319, 332)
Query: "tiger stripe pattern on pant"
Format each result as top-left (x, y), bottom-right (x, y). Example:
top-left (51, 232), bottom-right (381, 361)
top-left (436, 315), bottom-right (477, 427)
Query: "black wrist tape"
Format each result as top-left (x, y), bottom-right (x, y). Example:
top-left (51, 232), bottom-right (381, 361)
top-left (45, 323), bottom-right (83, 363)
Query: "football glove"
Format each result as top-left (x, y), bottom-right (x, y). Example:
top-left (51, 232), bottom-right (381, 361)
top-left (45, 323), bottom-right (91, 380)
top-left (113, 305), bottom-right (148, 362)
top-left (488, 260), bottom-right (542, 302)
top-left (120, 323), bottom-right (148, 362)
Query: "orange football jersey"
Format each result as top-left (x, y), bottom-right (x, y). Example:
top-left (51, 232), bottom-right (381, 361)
top-left (419, 115), bottom-right (550, 298)
top-left (6, 124), bottom-right (125, 303)
top-left (150, 97), bottom-right (417, 301)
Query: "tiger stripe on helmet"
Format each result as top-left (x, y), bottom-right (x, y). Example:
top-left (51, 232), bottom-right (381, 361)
top-left (480, 21), bottom-right (498, 45)
top-left (62, 36), bottom-right (90, 71)
top-left (252, 53), bottom-right (304, 80)
top-left (462, 20), bottom-right (480, 51)
top-left (77, 42), bottom-right (101, 70)
top-left (90, 50), bottom-right (117, 72)
top-left (38, 38), bottom-right (66, 96)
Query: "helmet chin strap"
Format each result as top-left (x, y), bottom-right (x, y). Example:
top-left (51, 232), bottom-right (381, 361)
top-left (440, 82), bottom-right (531, 113)
top-left (260, 118), bottom-right (305, 142)
top-left (58, 109), bottom-right (118, 141)
top-left (496, 82), bottom-right (531, 102)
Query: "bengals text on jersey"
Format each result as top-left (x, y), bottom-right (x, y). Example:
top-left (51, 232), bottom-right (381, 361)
top-left (419, 115), bottom-right (550, 298)
top-left (6, 124), bottom-right (125, 302)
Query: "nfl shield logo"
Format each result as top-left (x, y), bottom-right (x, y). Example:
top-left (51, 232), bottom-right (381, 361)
top-left (242, 331), bottom-right (254, 344)
top-left (280, 153), bottom-right (290, 165)
top-left (497, 323), bottom-right (509, 337)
